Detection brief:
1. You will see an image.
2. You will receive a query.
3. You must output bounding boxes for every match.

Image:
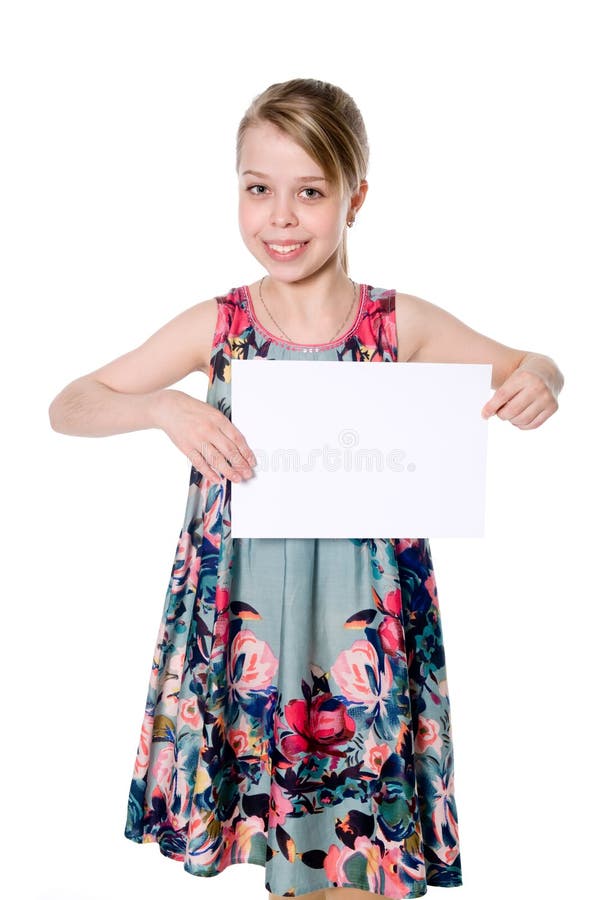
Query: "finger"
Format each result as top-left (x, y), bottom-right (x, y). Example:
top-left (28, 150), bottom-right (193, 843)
top-left (188, 449), bottom-right (221, 483)
top-left (494, 391), bottom-right (544, 421)
top-left (508, 398), bottom-right (547, 428)
top-left (484, 381), bottom-right (544, 419)
top-left (501, 382), bottom-right (556, 424)
top-left (481, 370), bottom-right (542, 419)
top-left (514, 406), bottom-right (554, 430)
top-left (216, 421), bottom-right (257, 467)
top-left (482, 384), bottom-right (521, 418)
top-left (215, 427), bottom-right (257, 472)
top-left (198, 434), bottom-right (251, 482)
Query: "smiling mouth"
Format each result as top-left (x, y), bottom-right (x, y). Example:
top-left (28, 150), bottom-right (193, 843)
top-left (264, 241), bottom-right (309, 250)
top-left (264, 241), bottom-right (309, 253)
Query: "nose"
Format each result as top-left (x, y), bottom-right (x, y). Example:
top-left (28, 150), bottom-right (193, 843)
top-left (270, 198), bottom-right (298, 228)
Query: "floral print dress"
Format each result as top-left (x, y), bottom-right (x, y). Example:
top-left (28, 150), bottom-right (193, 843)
top-left (124, 283), bottom-right (463, 898)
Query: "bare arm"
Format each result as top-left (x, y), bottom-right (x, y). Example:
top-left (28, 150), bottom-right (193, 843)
top-left (48, 297), bottom-right (218, 436)
top-left (48, 296), bottom-right (256, 483)
top-left (397, 291), bottom-right (564, 428)
top-left (397, 292), bottom-right (529, 387)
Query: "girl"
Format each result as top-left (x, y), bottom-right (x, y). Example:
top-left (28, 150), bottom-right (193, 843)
top-left (49, 78), bottom-right (563, 900)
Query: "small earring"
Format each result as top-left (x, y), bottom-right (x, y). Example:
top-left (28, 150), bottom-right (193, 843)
top-left (347, 218), bottom-right (355, 227)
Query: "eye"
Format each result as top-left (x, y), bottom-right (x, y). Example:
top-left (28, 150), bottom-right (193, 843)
top-left (246, 184), bottom-right (323, 198)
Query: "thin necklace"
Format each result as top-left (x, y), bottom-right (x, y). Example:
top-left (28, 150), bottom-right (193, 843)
top-left (258, 275), bottom-right (357, 345)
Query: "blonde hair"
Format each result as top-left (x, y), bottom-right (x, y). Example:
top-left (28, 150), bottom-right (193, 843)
top-left (236, 78), bottom-right (369, 275)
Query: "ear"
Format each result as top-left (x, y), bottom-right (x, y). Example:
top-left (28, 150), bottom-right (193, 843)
top-left (350, 179), bottom-right (369, 216)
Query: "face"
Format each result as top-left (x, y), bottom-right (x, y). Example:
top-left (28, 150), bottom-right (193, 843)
top-left (238, 120), bottom-right (362, 282)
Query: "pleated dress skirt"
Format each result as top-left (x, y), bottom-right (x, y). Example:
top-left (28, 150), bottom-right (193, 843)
top-left (123, 284), bottom-right (463, 898)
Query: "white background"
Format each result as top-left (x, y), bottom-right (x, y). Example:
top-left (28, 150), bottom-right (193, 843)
top-left (1, 1), bottom-right (598, 898)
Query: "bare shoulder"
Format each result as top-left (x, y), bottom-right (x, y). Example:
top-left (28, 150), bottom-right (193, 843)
top-left (394, 290), bottom-right (527, 389)
top-left (195, 296), bottom-right (220, 374)
top-left (82, 295), bottom-right (219, 396)
top-left (168, 294), bottom-right (220, 375)
top-left (394, 291), bottom-right (432, 361)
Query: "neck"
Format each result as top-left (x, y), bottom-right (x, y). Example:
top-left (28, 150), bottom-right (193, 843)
top-left (259, 272), bottom-right (354, 325)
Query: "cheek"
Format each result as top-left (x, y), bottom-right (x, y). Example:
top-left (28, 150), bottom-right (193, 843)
top-left (238, 203), bottom-right (261, 235)
top-left (315, 207), bottom-right (346, 236)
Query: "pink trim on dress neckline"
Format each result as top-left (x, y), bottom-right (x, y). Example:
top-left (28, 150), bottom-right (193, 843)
top-left (240, 283), bottom-right (368, 350)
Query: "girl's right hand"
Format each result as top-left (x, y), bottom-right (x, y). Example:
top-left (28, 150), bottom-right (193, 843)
top-left (156, 389), bottom-right (257, 484)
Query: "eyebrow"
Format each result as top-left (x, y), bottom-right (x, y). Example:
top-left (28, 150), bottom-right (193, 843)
top-left (241, 169), bottom-right (327, 182)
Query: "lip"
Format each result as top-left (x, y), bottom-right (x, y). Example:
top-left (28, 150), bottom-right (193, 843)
top-left (263, 239), bottom-right (310, 261)
top-left (263, 239), bottom-right (309, 245)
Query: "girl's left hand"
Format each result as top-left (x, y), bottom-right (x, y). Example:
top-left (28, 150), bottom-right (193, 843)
top-left (481, 368), bottom-right (559, 429)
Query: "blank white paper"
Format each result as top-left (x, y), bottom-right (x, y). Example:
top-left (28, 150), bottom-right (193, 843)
top-left (229, 359), bottom-right (492, 538)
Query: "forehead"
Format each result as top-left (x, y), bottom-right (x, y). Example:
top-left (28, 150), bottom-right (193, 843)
top-left (239, 122), bottom-right (325, 177)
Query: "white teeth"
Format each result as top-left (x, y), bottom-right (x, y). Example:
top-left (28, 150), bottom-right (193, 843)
top-left (267, 242), bottom-right (305, 253)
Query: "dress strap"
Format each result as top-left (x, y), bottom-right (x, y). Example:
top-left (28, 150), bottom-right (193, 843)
top-left (356, 286), bottom-right (397, 361)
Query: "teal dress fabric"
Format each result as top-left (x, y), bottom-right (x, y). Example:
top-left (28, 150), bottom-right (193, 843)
top-left (124, 284), bottom-right (463, 898)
